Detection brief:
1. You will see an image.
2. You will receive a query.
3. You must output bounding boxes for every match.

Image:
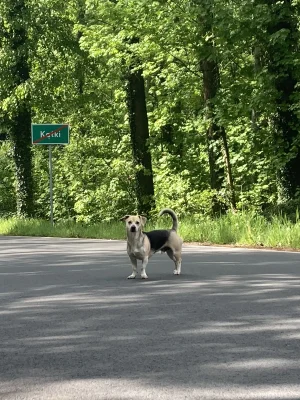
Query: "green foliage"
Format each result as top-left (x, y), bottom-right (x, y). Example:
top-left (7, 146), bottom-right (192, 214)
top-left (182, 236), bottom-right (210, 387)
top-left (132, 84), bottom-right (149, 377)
top-left (0, 142), bottom-right (16, 216)
top-left (1, 0), bottom-right (300, 221)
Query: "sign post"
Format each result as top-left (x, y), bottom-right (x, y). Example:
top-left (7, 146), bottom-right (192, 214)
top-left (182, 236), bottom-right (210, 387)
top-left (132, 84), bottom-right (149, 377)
top-left (31, 124), bottom-right (70, 225)
top-left (49, 145), bottom-right (54, 226)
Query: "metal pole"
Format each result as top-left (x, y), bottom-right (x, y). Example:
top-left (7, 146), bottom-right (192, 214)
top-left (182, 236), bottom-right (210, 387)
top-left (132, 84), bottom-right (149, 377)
top-left (49, 145), bottom-right (54, 226)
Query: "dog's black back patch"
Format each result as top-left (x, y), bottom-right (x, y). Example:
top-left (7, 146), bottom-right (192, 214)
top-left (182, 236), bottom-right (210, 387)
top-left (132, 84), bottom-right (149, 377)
top-left (144, 230), bottom-right (170, 252)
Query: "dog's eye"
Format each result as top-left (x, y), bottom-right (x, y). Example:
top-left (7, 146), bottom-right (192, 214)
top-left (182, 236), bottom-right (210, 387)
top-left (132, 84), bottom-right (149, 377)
top-left (128, 221), bottom-right (132, 224)
top-left (136, 221), bottom-right (140, 225)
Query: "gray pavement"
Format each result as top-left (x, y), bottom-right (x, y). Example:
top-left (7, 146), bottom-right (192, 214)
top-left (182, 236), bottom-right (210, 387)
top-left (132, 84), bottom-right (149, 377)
top-left (1, 237), bottom-right (300, 400)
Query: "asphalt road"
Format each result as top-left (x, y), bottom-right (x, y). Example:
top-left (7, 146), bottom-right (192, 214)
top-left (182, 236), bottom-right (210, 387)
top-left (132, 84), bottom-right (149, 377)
top-left (1, 237), bottom-right (300, 400)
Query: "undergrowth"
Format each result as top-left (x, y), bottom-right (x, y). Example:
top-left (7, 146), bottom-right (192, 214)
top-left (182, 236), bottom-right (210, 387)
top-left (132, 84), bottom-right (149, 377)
top-left (1, 211), bottom-right (300, 249)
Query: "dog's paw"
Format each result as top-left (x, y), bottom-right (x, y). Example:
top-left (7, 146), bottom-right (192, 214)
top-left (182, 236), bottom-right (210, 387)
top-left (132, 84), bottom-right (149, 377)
top-left (127, 274), bottom-right (136, 279)
top-left (141, 274), bottom-right (148, 279)
top-left (173, 270), bottom-right (181, 275)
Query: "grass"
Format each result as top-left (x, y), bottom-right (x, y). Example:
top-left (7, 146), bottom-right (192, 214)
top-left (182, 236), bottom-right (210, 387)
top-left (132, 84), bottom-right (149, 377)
top-left (0, 218), bottom-right (125, 240)
top-left (1, 211), bottom-right (300, 250)
top-left (180, 212), bottom-right (300, 249)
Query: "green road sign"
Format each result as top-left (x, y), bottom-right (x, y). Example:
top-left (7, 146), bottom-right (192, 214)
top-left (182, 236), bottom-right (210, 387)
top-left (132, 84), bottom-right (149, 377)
top-left (31, 124), bottom-right (69, 145)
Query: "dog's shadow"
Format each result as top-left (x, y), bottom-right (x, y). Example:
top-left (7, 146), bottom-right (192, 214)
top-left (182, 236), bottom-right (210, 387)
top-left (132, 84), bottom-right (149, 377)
top-left (135, 273), bottom-right (196, 283)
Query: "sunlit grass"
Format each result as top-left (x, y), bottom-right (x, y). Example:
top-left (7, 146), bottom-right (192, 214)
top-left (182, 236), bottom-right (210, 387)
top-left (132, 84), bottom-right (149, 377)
top-left (0, 217), bottom-right (125, 240)
top-left (179, 212), bottom-right (300, 249)
top-left (1, 211), bottom-right (300, 250)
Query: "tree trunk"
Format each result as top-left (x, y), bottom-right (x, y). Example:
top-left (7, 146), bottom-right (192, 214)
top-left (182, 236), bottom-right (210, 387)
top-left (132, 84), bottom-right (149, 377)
top-left (251, 46), bottom-right (263, 131)
top-left (195, 0), bottom-right (235, 212)
top-left (201, 56), bottom-right (236, 212)
top-left (201, 58), bottom-right (224, 192)
top-left (76, 0), bottom-right (86, 99)
top-left (107, 0), bottom-right (155, 215)
top-left (125, 66), bottom-right (155, 215)
top-left (7, 0), bottom-right (34, 216)
top-left (160, 101), bottom-right (184, 157)
top-left (221, 127), bottom-right (236, 210)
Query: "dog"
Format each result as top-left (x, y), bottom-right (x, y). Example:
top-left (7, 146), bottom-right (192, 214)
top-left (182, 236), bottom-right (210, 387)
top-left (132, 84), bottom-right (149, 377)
top-left (120, 208), bottom-right (183, 279)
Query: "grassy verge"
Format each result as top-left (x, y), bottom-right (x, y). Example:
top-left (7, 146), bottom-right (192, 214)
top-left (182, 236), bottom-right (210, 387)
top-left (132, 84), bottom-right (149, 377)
top-left (179, 212), bottom-right (300, 249)
top-left (0, 218), bottom-right (125, 240)
top-left (1, 212), bottom-right (300, 250)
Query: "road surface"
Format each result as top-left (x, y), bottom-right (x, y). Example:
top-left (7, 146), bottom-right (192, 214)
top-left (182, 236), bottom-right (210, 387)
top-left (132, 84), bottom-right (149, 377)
top-left (1, 236), bottom-right (300, 400)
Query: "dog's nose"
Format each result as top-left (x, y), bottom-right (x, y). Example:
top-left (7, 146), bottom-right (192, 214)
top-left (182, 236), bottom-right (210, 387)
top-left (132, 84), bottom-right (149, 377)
top-left (130, 225), bottom-right (136, 232)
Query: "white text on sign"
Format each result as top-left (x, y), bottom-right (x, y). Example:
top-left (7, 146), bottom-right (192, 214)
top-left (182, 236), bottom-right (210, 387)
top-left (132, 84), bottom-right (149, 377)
top-left (40, 131), bottom-right (61, 138)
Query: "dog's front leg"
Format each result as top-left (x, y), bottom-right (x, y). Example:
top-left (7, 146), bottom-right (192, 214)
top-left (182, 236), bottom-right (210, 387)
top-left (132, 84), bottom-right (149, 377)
top-left (128, 254), bottom-right (138, 279)
top-left (141, 257), bottom-right (149, 279)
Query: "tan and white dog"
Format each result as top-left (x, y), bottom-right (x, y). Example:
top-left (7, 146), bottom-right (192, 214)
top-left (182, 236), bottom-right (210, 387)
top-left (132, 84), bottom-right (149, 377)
top-left (120, 208), bottom-right (183, 279)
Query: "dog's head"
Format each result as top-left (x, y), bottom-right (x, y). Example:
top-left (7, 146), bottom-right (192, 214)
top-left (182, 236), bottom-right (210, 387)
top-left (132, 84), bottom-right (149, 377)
top-left (120, 214), bottom-right (147, 233)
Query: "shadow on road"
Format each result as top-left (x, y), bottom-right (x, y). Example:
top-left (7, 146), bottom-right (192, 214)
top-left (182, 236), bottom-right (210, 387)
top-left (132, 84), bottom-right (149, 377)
top-left (1, 238), bottom-right (300, 399)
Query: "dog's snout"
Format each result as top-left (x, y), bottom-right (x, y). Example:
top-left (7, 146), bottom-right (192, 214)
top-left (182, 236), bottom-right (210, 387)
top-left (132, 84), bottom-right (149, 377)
top-left (130, 225), bottom-right (137, 232)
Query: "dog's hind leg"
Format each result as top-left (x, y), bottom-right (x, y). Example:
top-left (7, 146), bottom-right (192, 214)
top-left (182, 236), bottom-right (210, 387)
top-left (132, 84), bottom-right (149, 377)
top-left (167, 249), bottom-right (182, 275)
top-left (128, 255), bottom-right (138, 279)
top-left (175, 257), bottom-right (182, 275)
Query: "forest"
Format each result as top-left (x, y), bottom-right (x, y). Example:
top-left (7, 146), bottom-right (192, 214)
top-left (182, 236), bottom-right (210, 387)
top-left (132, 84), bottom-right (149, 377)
top-left (1, 0), bottom-right (300, 223)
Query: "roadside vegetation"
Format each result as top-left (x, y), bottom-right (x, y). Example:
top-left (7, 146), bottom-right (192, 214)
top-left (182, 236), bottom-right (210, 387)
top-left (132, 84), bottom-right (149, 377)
top-left (1, 1), bottom-right (300, 250)
top-left (1, 212), bottom-right (300, 250)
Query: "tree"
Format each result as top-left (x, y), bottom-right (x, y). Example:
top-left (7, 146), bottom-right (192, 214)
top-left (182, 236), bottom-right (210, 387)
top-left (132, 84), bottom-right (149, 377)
top-left (0, 0), bottom-right (34, 216)
top-left (125, 62), bottom-right (155, 215)
top-left (82, 0), bottom-right (156, 215)
top-left (263, 0), bottom-right (300, 200)
top-left (192, 0), bottom-right (236, 210)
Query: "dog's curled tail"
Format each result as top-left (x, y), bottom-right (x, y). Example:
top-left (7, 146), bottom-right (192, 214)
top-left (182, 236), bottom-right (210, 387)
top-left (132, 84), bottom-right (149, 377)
top-left (158, 208), bottom-right (179, 231)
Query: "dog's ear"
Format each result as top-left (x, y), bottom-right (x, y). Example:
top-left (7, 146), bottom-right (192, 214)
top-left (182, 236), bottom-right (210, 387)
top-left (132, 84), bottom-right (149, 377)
top-left (120, 215), bottom-right (130, 222)
top-left (139, 215), bottom-right (147, 226)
